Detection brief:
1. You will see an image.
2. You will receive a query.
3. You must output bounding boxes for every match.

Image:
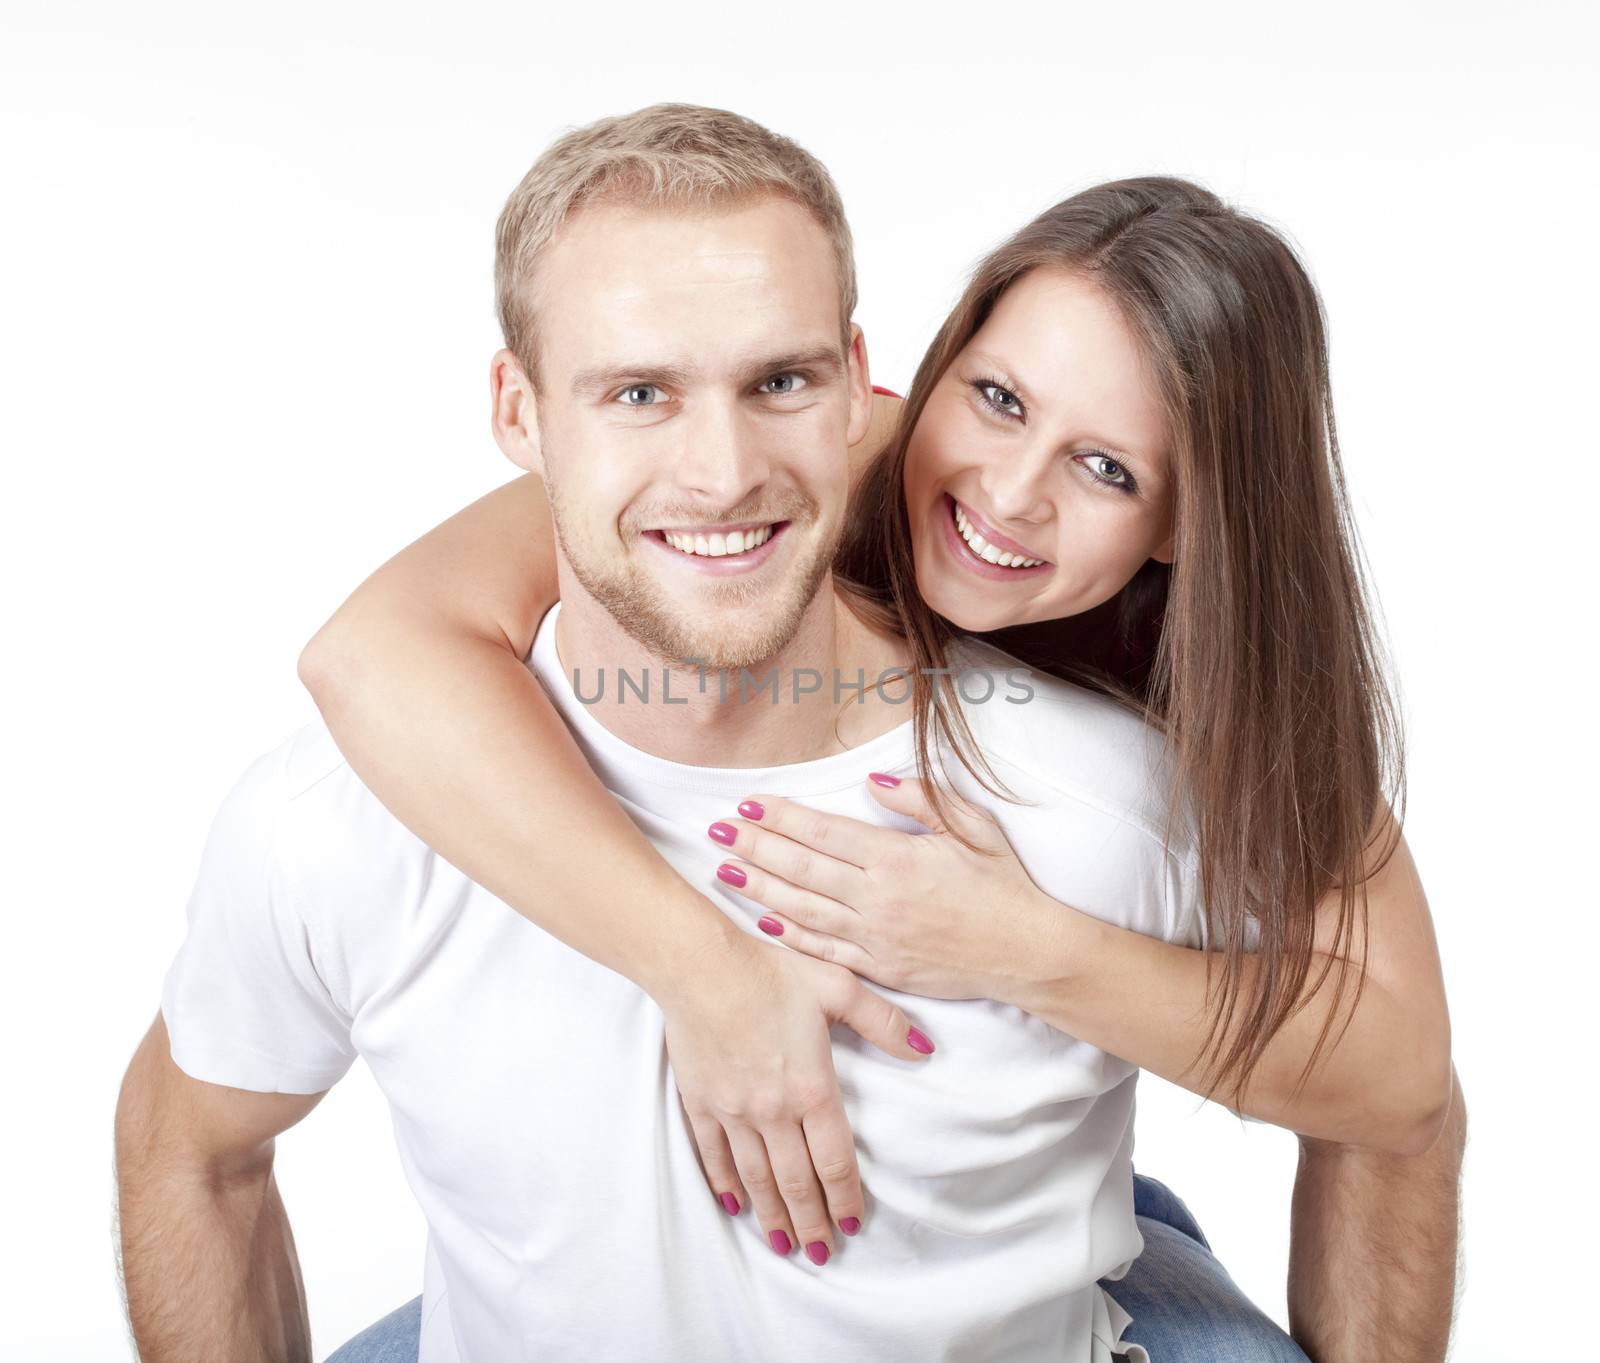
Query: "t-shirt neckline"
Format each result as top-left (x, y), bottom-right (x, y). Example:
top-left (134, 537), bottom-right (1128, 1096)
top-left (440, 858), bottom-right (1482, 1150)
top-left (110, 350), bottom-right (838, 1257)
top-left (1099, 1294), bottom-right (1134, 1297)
top-left (526, 600), bottom-right (920, 798)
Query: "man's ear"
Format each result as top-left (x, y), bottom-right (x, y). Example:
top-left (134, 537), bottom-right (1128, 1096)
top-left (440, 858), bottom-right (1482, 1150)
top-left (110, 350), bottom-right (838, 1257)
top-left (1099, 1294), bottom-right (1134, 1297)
top-left (844, 324), bottom-right (873, 449)
top-left (490, 348), bottom-right (543, 477)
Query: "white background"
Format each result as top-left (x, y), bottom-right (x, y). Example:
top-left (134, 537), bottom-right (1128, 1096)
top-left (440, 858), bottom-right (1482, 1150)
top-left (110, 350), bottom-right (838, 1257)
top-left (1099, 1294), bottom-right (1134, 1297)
top-left (4, 2), bottom-right (1596, 1358)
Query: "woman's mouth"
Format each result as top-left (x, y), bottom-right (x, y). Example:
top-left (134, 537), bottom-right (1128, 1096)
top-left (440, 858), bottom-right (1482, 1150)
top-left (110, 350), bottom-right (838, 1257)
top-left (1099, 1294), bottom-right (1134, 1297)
top-left (940, 494), bottom-right (1052, 579)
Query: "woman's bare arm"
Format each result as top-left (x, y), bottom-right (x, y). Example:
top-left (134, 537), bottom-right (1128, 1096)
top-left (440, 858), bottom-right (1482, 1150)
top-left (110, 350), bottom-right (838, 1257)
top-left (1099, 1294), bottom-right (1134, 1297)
top-left (298, 472), bottom-right (737, 996)
top-left (1009, 807), bottom-right (1453, 1153)
top-left (297, 396), bottom-right (910, 1261)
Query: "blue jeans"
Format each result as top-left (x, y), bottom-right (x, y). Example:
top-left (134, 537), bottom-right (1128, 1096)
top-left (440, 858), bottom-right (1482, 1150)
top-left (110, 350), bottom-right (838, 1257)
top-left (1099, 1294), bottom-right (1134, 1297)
top-left (1106, 1174), bottom-right (1309, 1361)
top-left (325, 1174), bottom-right (1309, 1362)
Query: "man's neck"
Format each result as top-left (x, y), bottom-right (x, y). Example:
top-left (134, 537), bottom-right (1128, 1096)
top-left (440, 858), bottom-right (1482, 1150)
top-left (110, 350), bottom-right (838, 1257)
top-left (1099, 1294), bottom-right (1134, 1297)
top-left (552, 580), bottom-right (912, 768)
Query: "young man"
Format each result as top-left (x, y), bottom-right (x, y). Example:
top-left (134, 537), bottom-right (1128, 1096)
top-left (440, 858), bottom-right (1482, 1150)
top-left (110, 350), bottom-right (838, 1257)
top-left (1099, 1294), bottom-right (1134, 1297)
top-left (114, 105), bottom-right (1462, 1363)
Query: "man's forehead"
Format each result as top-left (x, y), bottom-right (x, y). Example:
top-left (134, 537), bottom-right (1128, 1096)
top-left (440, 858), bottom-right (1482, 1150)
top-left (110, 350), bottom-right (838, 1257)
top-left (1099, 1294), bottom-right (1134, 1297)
top-left (534, 196), bottom-right (843, 379)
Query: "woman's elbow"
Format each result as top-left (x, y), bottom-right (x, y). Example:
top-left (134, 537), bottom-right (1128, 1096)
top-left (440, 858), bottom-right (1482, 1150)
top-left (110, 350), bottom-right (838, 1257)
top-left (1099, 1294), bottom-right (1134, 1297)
top-left (297, 614), bottom-right (364, 713)
top-left (1380, 1040), bottom-right (1457, 1157)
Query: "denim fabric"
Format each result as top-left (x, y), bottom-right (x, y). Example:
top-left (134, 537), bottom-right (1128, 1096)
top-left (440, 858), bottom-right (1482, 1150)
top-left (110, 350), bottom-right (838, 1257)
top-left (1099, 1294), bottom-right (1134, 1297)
top-left (324, 1174), bottom-right (1309, 1362)
top-left (324, 1296), bottom-right (424, 1363)
top-left (1101, 1174), bottom-right (1310, 1362)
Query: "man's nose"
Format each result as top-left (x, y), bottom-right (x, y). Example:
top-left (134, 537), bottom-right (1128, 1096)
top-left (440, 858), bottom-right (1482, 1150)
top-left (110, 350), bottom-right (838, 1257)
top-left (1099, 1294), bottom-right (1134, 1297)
top-left (672, 396), bottom-right (773, 509)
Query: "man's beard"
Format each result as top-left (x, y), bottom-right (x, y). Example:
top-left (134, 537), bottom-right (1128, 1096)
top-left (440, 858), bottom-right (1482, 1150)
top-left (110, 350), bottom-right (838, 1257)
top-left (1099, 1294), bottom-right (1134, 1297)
top-left (546, 471), bottom-right (840, 673)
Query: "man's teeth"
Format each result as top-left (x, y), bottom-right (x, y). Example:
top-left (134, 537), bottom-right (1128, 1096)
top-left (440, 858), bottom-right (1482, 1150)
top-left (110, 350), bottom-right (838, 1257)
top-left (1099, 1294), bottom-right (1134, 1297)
top-left (953, 503), bottom-right (1043, 568)
top-left (662, 524), bottom-right (776, 557)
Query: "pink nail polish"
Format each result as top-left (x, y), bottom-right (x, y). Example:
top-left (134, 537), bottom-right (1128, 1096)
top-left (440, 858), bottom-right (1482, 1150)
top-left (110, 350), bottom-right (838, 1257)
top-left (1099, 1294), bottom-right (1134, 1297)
top-left (758, 916), bottom-right (783, 937)
top-left (708, 821), bottom-right (737, 846)
top-left (770, 1229), bottom-right (792, 1255)
top-left (738, 800), bottom-right (765, 820)
top-left (717, 863), bottom-right (747, 888)
top-left (839, 1216), bottom-right (861, 1236)
top-left (806, 1240), bottom-right (830, 1265)
top-left (907, 1026), bottom-right (935, 1054)
top-left (720, 1192), bottom-right (741, 1216)
top-left (868, 771), bottom-right (901, 788)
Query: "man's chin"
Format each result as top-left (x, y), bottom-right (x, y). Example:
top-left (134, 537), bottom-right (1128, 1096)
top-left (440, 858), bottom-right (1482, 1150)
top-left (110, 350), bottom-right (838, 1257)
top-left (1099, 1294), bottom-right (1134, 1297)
top-left (568, 535), bottom-right (836, 674)
top-left (646, 614), bottom-right (805, 674)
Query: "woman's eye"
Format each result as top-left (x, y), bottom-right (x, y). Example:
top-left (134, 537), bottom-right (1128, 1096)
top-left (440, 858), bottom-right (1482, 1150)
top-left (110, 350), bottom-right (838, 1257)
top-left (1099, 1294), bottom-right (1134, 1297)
top-left (760, 372), bottom-right (808, 395)
top-left (618, 384), bottom-right (665, 406)
top-left (978, 382), bottom-right (1023, 417)
top-left (1084, 453), bottom-right (1134, 489)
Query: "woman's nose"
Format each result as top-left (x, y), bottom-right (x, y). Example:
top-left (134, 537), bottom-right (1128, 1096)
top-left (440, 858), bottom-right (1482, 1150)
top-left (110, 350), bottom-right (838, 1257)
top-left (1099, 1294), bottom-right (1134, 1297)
top-left (977, 451), bottom-right (1053, 530)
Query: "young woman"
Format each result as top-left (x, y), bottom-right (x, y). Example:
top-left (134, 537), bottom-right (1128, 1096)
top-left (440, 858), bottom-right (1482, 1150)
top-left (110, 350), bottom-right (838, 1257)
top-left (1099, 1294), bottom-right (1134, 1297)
top-left (303, 177), bottom-right (1453, 1358)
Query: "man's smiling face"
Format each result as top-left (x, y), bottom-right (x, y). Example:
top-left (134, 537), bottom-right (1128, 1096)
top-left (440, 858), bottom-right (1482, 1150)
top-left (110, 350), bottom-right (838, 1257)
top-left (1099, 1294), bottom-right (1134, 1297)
top-left (515, 193), bottom-right (870, 671)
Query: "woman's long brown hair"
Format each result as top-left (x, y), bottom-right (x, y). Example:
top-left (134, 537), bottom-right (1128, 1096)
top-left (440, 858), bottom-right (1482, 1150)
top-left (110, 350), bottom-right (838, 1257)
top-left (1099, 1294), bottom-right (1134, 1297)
top-left (834, 176), bottom-right (1406, 1110)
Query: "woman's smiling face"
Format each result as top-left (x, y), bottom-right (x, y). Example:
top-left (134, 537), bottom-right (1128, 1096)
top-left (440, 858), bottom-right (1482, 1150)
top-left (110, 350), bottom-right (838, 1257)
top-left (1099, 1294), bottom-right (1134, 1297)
top-left (902, 267), bottom-right (1177, 633)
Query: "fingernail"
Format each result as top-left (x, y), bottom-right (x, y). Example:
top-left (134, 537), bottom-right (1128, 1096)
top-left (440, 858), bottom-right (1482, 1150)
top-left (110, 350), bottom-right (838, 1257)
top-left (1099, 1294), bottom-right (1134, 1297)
top-left (720, 1192), bottom-right (741, 1216)
top-left (708, 821), bottom-right (737, 846)
top-left (839, 1216), bottom-right (861, 1236)
top-left (806, 1240), bottom-right (830, 1265)
top-left (907, 1026), bottom-right (935, 1054)
top-left (758, 916), bottom-right (783, 937)
top-left (769, 1229), bottom-right (792, 1255)
top-left (868, 772), bottom-right (900, 787)
top-left (717, 864), bottom-right (747, 888)
top-left (738, 800), bottom-right (765, 820)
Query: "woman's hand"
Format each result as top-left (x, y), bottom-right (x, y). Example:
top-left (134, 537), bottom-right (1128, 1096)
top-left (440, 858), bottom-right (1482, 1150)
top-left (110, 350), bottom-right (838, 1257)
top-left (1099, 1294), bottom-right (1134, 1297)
top-left (704, 773), bottom-right (1052, 1004)
top-left (655, 929), bottom-right (936, 1266)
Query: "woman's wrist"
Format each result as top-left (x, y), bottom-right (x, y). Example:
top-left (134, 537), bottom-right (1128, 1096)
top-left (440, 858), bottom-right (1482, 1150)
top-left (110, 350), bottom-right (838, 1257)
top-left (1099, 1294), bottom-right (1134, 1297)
top-left (634, 890), bottom-right (755, 1011)
top-left (994, 887), bottom-right (1094, 1017)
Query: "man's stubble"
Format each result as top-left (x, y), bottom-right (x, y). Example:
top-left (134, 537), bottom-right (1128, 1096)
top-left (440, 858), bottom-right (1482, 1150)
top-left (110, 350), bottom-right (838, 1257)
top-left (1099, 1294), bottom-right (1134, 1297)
top-left (543, 458), bottom-right (842, 673)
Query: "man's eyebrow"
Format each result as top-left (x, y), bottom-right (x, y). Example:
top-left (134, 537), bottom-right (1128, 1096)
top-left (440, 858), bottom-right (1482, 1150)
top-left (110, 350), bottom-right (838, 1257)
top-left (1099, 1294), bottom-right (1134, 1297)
top-left (739, 346), bottom-right (847, 384)
top-left (571, 362), bottom-right (694, 397)
top-left (570, 346), bottom-right (845, 399)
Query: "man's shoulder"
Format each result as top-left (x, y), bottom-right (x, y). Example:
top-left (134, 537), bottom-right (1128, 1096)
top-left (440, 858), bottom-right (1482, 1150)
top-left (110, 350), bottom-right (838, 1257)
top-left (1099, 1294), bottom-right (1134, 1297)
top-left (224, 716), bottom-right (439, 903)
top-left (943, 634), bottom-right (1193, 859)
top-left (225, 715), bottom-right (365, 820)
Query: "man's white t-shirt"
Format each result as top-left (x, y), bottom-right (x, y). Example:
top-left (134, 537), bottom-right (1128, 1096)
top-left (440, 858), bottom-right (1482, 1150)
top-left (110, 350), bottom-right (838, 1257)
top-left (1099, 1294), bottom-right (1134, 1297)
top-left (162, 600), bottom-right (1206, 1363)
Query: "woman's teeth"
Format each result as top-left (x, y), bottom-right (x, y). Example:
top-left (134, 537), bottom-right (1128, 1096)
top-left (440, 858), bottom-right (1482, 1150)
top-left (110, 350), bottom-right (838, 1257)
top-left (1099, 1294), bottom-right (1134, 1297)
top-left (663, 524), bottom-right (775, 557)
top-left (953, 503), bottom-right (1044, 568)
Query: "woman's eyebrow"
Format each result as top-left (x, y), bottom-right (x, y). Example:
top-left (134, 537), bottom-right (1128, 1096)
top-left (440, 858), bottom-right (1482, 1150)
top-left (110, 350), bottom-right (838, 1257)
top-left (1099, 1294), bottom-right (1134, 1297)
top-left (966, 348), bottom-right (1153, 470)
top-left (967, 350), bottom-right (1038, 408)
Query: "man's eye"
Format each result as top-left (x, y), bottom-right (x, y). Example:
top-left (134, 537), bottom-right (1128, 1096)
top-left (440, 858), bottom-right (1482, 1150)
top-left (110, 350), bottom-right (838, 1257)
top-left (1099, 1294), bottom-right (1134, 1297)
top-left (760, 373), bottom-right (808, 395)
top-left (617, 384), bottom-right (666, 406)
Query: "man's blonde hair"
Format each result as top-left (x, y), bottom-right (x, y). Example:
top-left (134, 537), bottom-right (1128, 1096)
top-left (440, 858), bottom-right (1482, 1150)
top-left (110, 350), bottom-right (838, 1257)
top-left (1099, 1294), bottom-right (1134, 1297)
top-left (494, 103), bottom-right (858, 381)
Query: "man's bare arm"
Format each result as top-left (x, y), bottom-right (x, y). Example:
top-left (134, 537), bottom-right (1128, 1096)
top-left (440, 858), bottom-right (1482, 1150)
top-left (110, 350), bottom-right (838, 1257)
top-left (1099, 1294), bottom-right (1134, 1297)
top-left (1288, 1066), bottom-right (1468, 1362)
top-left (114, 1011), bottom-right (328, 1363)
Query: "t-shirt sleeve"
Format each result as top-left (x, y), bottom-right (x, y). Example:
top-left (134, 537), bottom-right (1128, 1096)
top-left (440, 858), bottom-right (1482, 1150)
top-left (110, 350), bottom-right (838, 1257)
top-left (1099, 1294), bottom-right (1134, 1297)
top-left (160, 745), bottom-right (358, 1094)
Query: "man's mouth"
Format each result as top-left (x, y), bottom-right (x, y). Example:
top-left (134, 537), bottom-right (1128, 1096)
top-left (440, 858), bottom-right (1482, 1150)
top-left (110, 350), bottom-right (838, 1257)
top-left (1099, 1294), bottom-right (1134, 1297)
top-left (642, 519), bottom-right (792, 573)
top-left (650, 520), bottom-right (784, 558)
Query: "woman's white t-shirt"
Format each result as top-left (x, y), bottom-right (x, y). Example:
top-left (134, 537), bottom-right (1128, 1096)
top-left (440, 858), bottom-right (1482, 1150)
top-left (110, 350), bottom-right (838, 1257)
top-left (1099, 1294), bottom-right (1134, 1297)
top-left (162, 600), bottom-right (1204, 1362)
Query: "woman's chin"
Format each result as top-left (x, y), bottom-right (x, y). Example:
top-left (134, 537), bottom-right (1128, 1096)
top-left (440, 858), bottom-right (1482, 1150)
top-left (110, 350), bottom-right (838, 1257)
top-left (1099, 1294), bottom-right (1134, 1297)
top-left (920, 576), bottom-right (1029, 634)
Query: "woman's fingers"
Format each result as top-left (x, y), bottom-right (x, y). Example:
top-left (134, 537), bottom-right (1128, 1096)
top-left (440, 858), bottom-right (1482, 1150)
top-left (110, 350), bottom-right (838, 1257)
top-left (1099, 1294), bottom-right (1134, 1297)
top-left (722, 1122), bottom-right (799, 1258)
top-left (825, 968), bottom-right (936, 1061)
top-left (682, 1101), bottom-right (747, 1219)
top-left (657, 942), bottom-right (931, 1266)
top-left (732, 795), bottom-right (901, 868)
top-left (708, 817), bottom-right (869, 906)
top-left (800, 1101), bottom-right (867, 1242)
top-left (716, 862), bottom-right (874, 963)
top-left (759, 1119), bottom-right (839, 1264)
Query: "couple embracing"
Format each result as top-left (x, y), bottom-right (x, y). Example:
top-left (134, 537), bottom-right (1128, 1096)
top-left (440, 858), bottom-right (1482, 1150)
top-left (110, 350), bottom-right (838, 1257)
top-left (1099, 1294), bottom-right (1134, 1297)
top-left (115, 104), bottom-right (1462, 1362)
